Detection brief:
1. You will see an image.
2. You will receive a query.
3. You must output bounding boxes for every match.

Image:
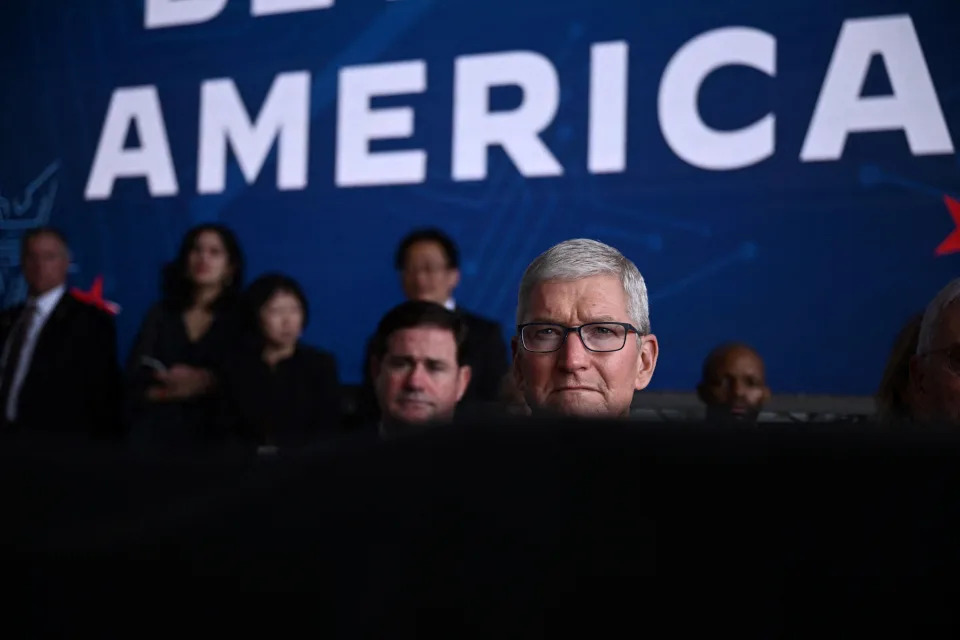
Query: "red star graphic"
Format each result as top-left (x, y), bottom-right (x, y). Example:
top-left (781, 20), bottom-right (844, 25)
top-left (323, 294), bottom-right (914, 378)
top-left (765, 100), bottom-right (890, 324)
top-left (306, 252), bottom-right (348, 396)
top-left (70, 275), bottom-right (121, 315)
top-left (935, 195), bottom-right (960, 257)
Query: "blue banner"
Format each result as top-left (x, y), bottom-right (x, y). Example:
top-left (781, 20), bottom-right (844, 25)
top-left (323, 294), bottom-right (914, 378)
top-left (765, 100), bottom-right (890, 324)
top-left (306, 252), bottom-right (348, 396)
top-left (1, 0), bottom-right (958, 394)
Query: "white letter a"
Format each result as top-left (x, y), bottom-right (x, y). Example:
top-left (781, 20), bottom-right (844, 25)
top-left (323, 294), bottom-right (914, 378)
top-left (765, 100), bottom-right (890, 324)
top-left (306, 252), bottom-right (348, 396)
top-left (85, 86), bottom-right (178, 200)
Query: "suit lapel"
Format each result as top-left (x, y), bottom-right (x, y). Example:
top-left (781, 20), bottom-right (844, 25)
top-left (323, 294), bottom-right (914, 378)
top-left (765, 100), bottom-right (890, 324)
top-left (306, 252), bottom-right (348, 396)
top-left (0, 305), bottom-right (24, 345)
top-left (0, 304), bottom-right (26, 366)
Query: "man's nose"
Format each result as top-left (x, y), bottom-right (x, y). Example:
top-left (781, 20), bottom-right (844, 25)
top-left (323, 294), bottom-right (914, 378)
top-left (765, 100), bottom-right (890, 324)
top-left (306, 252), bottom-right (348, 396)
top-left (731, 380), bottom-right (748, 400)
top-left (404, 363), bottom-right (429, 389)
top-left (556, 330), bottom-right (590, 371)
top-left (414, 271), bottom-right (432, 287)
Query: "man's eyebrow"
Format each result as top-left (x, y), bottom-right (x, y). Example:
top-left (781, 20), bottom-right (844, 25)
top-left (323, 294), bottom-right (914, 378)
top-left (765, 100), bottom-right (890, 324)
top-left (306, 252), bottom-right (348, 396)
top-left (585, 315), bottom-right (620, 323)
top-left (525, 318), bottom-right (562, 324)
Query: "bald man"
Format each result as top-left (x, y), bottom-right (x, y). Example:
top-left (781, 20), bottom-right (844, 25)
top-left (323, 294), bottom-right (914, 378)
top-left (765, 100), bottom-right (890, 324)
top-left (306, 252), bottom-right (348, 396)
top-left (697, 343), bottom-right (770, 424)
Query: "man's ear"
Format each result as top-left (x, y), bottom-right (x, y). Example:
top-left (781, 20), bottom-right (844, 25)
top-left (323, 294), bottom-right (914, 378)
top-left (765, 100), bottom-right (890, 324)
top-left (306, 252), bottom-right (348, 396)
top-left (369, 355), bottom-right (381, 383)
top-left (761, 383), bottom-right (772, 404)
top-left (455, 365), bottom-right (472, 402)
top-left (634, 334), bottom-right (659, 391)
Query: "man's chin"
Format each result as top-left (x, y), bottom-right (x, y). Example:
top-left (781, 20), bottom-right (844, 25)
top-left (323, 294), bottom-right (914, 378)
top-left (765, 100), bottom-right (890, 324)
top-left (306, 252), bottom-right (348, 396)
top-left (394, 408), bottom-right (436, 423)
top-left (539, 398), bottom-right (623, 419)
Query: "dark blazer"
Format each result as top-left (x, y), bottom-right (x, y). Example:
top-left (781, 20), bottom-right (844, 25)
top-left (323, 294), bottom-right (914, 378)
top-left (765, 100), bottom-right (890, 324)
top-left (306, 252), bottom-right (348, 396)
top-left (0, 292), bottom-right (122, 439)
top-left (355, 306), bottom-right (509, 425)
top-left (125, 302), bottom-right (243, 450)
top-left (219, 344), bottom-right (342, 448)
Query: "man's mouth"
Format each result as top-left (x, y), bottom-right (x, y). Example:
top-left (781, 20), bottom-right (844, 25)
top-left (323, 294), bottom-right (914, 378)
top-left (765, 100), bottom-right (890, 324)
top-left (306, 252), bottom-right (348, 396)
top-left (399, 398), bottom-right (432, 406)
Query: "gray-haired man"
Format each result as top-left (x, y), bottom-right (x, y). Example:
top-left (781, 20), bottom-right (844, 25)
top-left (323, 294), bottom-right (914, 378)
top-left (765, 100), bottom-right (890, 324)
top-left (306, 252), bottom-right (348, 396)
top-left (512, 239), bottom-right (659, 418)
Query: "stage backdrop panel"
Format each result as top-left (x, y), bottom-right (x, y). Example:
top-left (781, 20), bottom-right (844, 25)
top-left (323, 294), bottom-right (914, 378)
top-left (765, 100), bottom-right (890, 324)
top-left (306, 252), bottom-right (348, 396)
top-left (0, 0), bottom-right (958, 394)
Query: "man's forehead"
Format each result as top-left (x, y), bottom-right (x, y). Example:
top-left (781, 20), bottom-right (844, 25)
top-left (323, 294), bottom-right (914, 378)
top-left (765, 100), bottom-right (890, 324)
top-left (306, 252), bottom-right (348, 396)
top-left (712, 348), bottom-right (765, 376)
top-left (407, 240), bottom-right (447, 261)
top-left (387, 326), bottom-right (458, 357)
top-left (28, 233), bottom-right (67, 252)
top-left (526, 276), bottom-right (627, 319)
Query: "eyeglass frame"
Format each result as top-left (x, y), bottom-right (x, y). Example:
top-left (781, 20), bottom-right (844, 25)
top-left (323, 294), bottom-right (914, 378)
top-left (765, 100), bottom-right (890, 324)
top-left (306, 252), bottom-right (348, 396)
top-left (516, 321), bottom-right (643, 353)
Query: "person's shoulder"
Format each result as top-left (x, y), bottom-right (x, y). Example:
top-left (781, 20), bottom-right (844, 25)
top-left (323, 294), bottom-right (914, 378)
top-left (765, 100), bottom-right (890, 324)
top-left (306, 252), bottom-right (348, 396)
top-left (295, 344), bottom-right (338, 372)
top-left (297, 343), bottom-right (334, 360)
top-left (62, 291), bottom-right (116, 325)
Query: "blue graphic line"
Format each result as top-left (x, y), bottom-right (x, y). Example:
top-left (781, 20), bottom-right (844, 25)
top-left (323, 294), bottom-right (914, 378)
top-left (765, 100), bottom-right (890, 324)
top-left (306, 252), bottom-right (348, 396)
top-left (470, 172), bottom-right (532, 292)
top-left (0, 160), bottom-right (60, 231)
top-left (649, 242), bottom-right (757, 302)
top-left (411, 163), bottom-right (512, 211)
top-left (489, 191), bottom-right (560, 319)
top-left (188, 0), bottom-right (437, 224)
top-left (581, 224), bottom-right (663, 252)
top-left (472, 188), bottom-right (531, 305)
top-left (472, 186), bottom-right (535, 306)
top-left (584, 186), bottom-right (714, 237)
top-left (466, 31), bottom-right (585, 306)
top-left (859, 164), bottom-right (960, 200)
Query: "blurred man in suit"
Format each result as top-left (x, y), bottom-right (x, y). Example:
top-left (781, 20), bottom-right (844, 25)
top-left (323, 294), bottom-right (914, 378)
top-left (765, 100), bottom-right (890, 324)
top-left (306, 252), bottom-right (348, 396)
top-left (395, 229), bottom-right (507, 403)
top-left (911, 278), bottom-right (960, 423)
top-left (371, 301), bottom-right (471, 438)
top-left (0, 227), bottom-right (121, 440)
top-left (697, 342), bottom-right (770, 425)
top-left (513, 239), bottom-right (658, 418)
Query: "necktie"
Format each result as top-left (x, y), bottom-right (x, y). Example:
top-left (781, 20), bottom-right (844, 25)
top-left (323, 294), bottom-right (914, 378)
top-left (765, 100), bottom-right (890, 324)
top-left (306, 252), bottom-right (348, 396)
top-left (0, 301), bottom-right (38, 407)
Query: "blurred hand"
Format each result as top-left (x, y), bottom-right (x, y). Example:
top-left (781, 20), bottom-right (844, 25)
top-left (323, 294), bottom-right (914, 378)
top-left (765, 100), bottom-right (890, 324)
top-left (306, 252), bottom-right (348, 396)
top-left (149, 365), bottom-right (214, 401)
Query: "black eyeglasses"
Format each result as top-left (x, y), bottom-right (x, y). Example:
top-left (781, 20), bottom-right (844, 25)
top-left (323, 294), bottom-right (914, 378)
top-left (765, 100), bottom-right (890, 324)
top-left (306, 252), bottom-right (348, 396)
top-left (517, 322), bottom-right (641, 353)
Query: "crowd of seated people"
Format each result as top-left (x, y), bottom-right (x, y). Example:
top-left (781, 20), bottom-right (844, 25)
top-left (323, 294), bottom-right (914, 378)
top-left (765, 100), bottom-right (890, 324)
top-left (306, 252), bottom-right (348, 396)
top-left (0, 223), bottom-right (957, 455)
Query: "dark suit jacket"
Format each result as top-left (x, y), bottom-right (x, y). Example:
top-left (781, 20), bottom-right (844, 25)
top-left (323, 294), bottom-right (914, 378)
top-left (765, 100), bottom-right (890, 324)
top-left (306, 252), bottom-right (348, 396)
top-left (0, 293), bottom-right (122, 440)
top-left (219, 344), bottom-right (342, 448)
top-left (356, 307), bottom-right (509, 425)
top-left (457, 308), bottom-right (510, 404)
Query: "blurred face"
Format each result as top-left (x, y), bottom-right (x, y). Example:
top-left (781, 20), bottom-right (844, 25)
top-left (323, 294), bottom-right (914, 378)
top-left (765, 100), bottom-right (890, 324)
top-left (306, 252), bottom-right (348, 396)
top-left (187, 230), bottom-right (233, 288)
top-left (698, 347), bottom-right (770, 423)
top-left (22, 233), bottom-right (70, 296)
top-left (259, 291), bottom-right (304, 351)
top-left (911, 302), bottom-right (960, 422)
top-left (401, 240), bottom-right (459, 305)
top-left (374, 326), bottom-right (471, 428)
top-left (514, 275), bottom-right (658, 418)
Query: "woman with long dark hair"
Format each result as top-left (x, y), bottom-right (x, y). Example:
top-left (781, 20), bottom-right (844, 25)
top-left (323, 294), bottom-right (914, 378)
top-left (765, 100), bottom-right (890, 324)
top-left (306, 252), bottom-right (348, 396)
top-left (219, 273), bottom-right (341, 452)
top-left (126, 224), bottom-right (245, 450)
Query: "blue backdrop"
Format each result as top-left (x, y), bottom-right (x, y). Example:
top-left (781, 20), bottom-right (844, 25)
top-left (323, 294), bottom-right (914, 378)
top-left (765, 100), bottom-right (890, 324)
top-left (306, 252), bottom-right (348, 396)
top-left (1, 0), bottom-right (958, 394)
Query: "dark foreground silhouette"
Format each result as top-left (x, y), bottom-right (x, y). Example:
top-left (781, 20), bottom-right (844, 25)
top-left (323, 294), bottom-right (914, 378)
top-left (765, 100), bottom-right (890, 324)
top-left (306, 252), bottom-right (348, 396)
top-left (3, 418), bottom-right (958, 636)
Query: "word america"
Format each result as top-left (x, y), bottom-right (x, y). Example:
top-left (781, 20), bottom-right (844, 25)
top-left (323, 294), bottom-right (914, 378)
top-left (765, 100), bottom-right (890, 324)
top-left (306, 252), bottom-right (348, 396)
top-left (84, 12), bottom-right (954, 199)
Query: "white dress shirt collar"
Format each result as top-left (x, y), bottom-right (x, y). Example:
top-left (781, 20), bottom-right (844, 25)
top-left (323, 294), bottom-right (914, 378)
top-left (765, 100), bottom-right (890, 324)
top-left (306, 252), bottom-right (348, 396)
top-left (29, 284), bottom-right (67, 318)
